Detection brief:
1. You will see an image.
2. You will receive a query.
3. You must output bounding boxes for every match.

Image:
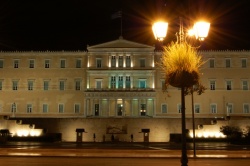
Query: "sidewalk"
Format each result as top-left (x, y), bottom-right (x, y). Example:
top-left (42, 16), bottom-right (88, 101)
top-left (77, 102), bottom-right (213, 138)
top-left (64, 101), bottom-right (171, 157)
top-left (1, 148), bottom-right (250, 158)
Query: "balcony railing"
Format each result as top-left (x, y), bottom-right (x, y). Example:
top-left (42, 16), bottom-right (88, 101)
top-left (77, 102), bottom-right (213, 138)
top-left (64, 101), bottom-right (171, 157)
top-left (86, 88), bottom-right (155, 92)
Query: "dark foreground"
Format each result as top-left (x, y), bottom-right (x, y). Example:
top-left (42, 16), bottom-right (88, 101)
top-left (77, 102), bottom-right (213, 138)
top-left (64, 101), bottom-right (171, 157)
top-left (1, 157), bottom-right (250, 166)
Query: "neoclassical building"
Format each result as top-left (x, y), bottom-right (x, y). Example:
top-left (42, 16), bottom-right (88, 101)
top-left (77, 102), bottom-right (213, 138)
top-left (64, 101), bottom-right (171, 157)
top-left (0, 37), bottom-right (250, 142)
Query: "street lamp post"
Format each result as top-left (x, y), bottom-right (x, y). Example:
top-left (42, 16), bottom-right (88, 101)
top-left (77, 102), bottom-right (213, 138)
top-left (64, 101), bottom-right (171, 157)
top-left (153, 18), bottom-right (210, 166)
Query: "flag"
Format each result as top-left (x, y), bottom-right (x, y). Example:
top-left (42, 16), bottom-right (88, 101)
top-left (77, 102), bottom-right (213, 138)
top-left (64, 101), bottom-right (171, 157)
top-left (111, 11), bottom-right (122, 19)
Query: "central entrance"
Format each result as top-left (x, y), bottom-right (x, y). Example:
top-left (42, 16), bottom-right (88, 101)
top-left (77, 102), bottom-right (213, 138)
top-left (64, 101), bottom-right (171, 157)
top-left (117, 99), bottom-right (123, 116)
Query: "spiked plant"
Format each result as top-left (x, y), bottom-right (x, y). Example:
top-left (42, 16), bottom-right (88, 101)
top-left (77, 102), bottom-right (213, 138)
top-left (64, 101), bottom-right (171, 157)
top-left (161, 42), bottom-right (204, 88)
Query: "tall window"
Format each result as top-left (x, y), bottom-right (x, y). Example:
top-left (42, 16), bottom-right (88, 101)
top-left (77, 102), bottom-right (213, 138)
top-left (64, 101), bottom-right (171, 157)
top-left (44, 81), bottom-right (49, 90)
top-left (74, 104), bottom-right (80, 113)
top-left (59, 81), bottom-right (65, 91)
top-left (11, 103), bottom-right (17, 113)
top-left (140, 59), bottom-right (145, 67)
top-left (118, 76), bottom-right (123, 88)
top-left (178, 104), bottom-right (182, 113)
top-left (118, 56), bottom-right (123, 67)
top-left (96, 80), bottom-right (102, 89)
top-left (209, 59), bottom-right (215, 68)
top-left (140, 104), bottom-right (146, 116)
top-left (60, 59), bottom-right (66, 68)
top-left (194, 104), bottom-right (200, 113)
top-left (96, 58), bottom-right (102, 68)
top-left (139, 79), bottom-right (146, 89)
top-left (126, 56), bottom-right (131, 67)
top-left (14, 60), bottom-right (19, 68)
top-left (210, 104), bottom-right (217, 113)
top-left (0, 60), bottom-right (3, 68)
top-left (76, 59), bottom-right (81, 68)
top-left (29, 59), bottom-right (35, 68)
top-left (210, 80), bottom-right (216, 90)
top-left (28, 80), bottom-right (33, 90)
top-left (45, 60), bottom-right (50, 68)
top-left (241, 58), bottom-right (247, 68)
top-left (161, 104), bottom-right (167, 113)
top-left (125, 76), bottom-right (130, 89)
top-left (43, 104), bottom-right (48, 113)
top-left (95, 104), bottom-right (99, 116)
top-left (111, 56), bottom-right (116, 67)
top-left (27, 104), bottom-right (32, 113)
top-left (0, 80), bottom-right (2, 90)
top-left (111, 76), bottom-right (116, 89)
top-left (227, 103), bottom-right (233, 114)
top-left (12, 81), bottom-right (18, 90)
top-left (75, 80), bottom-right (81, 90)
top-left (58, 104), bottom-right (64, 113)
top-left (243, 104), bottom-right (249, 113)
top-left (242, 80), bottom-right (248, 90)
top-left (225, 58), bottom-right (231, 68)
top-left (226, 80), bottom-right (232, 90)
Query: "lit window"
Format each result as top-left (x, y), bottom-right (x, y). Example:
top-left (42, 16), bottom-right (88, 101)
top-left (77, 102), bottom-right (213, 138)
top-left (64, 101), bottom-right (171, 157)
top-left (178, 104), bottom-right (182, 113)
top-left (242, 80), bottom-right (248, 90)
top-left (241, 59), bottom-right (247, 68)
top-left (76, 59), bottom-right (81, 68)
top-left (12, 81), bottom-right (18, 90)
top-left (29, 59), bottom-right (35, 68)
top-left (209, 59), bottom-right (215, 68)
top-left (194, 104), bottom-right (200, 113)
top-left (226, 80), bottom-right (232, 90)
top-left (210, 80), bottom-right (216, 90)
top-left (139, 79), bottom-right (146, 89)
top-left (14, 60), bottom-right (19, 68)
top-left (27, 104), bottom-right (32, 113)
top-left (60, 59), bottom-right (66, 68)
top-left (225, 59), bottom-right (231, 68)
top-left (43, 104), bottom-right (48, 113)
top-left (161, 104), bottom-right (167, 113)
top-left (110, 76), bottom-right (116, 89)
top-left (28, 80), bottom-right (33, 90)
top-left (96, 59), bottom-right (102, 68)
top-left (118, 56), bottom-right (123, 67)
top-left (125, 76), bottom-right (131, 89)
top-left (75, 80), bottom-right (81, 90)
top-left (45, 60), bottom-right (50, 68)
top-left (59, 81), bottom-right (65, 91)
top-left (126, 56), bottom-right (131, 67)
top-left (243, 104), bottom-right (249, 113)
top-left (210, 104), bottom-right (217, 113)
top-left (58, 104), bottom-right (64, 113)
top-left (140, 104), bottom-right (146, 116)
top-left (44, 81), bottom-right (49, 90)
top-left (74, 104), bottom-right (80, 113)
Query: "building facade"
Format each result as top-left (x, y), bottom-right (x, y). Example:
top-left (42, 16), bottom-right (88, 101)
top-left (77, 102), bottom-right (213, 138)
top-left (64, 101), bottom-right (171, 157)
top-left (0, 37), bottom-right (250, 142)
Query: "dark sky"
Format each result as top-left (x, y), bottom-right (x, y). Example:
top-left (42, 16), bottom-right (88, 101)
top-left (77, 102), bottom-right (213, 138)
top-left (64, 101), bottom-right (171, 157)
top-left (0, 0), bottom-right (249, 51)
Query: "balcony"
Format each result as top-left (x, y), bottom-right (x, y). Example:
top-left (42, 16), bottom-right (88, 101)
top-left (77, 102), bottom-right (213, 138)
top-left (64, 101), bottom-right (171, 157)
top-left (86, 88), bottom-right (155, 92)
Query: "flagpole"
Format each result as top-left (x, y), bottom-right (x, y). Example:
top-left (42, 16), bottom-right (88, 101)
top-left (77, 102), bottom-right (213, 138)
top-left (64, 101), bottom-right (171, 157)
top-left (120, 11), bottom-right (123, 37)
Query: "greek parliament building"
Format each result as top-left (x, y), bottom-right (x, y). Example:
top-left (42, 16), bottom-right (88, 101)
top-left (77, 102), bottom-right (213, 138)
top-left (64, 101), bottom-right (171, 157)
top-left (0, 36), bottom-right (250, 142)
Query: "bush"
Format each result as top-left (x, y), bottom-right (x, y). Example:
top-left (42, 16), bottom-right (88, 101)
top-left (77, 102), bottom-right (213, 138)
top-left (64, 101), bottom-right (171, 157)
top-left (220, 126), bottom-right (242, 142)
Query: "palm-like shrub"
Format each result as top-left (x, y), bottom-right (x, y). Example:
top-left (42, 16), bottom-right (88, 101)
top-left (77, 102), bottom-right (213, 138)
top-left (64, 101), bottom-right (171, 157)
top-left (161, 42), bottom-right (204, 88)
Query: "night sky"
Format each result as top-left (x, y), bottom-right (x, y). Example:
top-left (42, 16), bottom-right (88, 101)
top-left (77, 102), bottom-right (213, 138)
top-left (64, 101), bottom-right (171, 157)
top-left (0, 0), bottom-right (249, 51)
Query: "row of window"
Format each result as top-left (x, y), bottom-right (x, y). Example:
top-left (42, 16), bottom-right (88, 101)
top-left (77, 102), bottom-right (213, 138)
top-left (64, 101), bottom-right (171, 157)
top-left (8, 103), bottom-right (81, 114)
top-left (0, 59), bottom-right (82, 68)
top-left (209, 58), bottom-right (248, 68)
top-left (96, 56), bottom-right (146, 68)
top-left (0, 80), bottom-right (81, 91)
top-left (209, 80), bottom-right (249, 90)
top-left (161, 103), bottom-right (250, 114)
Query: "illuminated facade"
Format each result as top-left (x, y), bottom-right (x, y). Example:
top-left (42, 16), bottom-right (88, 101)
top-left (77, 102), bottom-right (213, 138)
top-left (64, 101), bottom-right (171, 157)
top-left (0, 37), bottom-right (250, 142)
